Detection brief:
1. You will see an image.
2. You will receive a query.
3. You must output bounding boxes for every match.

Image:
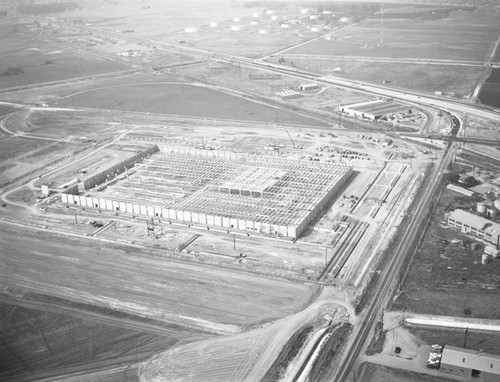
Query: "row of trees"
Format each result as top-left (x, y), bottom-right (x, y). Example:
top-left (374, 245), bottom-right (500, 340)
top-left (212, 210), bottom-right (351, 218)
top-left (16, 2), bottom-right (79, 14)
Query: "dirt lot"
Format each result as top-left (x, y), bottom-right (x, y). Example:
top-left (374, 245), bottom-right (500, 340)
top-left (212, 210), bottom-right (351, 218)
top-left (0, 223), bottom-right (316, 330)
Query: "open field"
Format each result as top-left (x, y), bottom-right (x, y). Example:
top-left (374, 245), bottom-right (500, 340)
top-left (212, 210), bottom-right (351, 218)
top-left (286, 7), bottom-right (500, 61)
top-left (0, 223), bottom-right (317, 330)
top-left (52, 82), bottom-right (328, 125)
top-left (0, 299), bottom-right (178, 381)
top-left (0, 23), bottom-right (128, 90)
top-left (138, 295), bottom-right (348, 382)
top-left (478, 68), bottom-right (500, 108)
top-left (271, 58), bottom-right (483, 97)
top-left (392, 185), bottom-right (500, 319)
top-left (53, 0), bottom-right (343, 58)
top-left (0, 136), bottom-right (81, 187)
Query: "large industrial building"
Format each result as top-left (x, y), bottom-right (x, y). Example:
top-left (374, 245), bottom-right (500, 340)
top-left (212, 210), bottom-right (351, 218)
top-left (439, 345), bottom-right (500, 382)
top-left (339, 99), bottom-right (413, 121)
top-left (447, 209), bottom-right (500, 246)
top-left (62, 145), bottom-right (352, 239)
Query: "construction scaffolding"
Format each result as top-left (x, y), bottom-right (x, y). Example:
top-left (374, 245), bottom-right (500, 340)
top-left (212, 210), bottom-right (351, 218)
top-left (64, 146), bottom-right (352, 239)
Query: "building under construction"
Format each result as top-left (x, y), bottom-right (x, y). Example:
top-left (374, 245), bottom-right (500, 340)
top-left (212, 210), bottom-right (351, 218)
top-left (62, 145), bottom-right (352, 239)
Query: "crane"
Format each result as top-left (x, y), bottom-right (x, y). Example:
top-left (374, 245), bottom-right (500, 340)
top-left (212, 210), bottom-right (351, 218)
top-left (284, 128), bottom-right (301, 149)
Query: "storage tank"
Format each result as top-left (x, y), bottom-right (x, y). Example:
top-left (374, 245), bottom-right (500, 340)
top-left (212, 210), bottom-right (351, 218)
top-left (487, 207), bottom-right (497, 218)
top-left (271, 15), bottom-right (279, 21)
top-left (252, 12), bottom-right (261, 18)
top-left (482, 253), bottom-right (492, 265)
top-left (231, 25), bottom-right (243, 31)
top-left (251, 21), bottom-right (259, 26)
top-left (265, 9), bottom-right (276, 15)
top-left (209, 22), bottom-right (218, 28)
top-left (477, 202), bottom-right (486, 214)
top-left (494, 199), bottom-right (500, 210)
top-left (281, 23), bottom-right (290, 28)
top-left (310, 26), bottom-right (320, 32)
top-left (233, 17), bottom-right (241, 22)
top-left (184, 27), bottom-right (198, 33)
top-left (258, 29), bottom-right (268, 34)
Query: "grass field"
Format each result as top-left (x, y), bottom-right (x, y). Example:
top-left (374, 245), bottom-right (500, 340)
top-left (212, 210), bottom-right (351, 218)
top-left (52, 83), bottom-right (328, 125)
top-left (0, 23), bottom-right (128, 89)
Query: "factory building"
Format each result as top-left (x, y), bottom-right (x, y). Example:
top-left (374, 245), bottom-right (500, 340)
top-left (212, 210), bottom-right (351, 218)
top-left (298, 82), bottom-right (320, 91)
top-left (62, 146), bottom-right (352, 239)
top-left (439, 345), bottom-right (500, 382)
top-left (339, 99), bottom-right (413, 121)
top-left (447, 209), bottom-right (500, 246)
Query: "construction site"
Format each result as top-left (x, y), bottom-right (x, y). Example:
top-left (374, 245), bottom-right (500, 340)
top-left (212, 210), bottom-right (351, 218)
top-left (62, 145), bottom-right (352, 239)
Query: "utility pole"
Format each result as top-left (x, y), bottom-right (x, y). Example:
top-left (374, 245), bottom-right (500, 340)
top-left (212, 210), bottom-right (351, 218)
top-left (463, 327), bottom-right (469, 348)
top-left (74, 210), bottom-right (78, 225)
top-left (233, 234), bottom-right (236, 251)
top-left (325, 247), bottom-right (328, 267)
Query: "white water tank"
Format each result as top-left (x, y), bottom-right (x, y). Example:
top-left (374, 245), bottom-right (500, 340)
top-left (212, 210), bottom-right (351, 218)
top-left (209, 22), bottom-right (218, 28)
top-left (494, 199), bottom-right (500, 210)
top-left (477, 202), bottom-right (486, 213)
top-left (184, 27), bottom-right (198, 33)
top-left (310, 26), bottom-right (320, 32)
top-left (482, 253), bottom-right (492, 265)
top-left (258, 29), bottom-right (268, 34)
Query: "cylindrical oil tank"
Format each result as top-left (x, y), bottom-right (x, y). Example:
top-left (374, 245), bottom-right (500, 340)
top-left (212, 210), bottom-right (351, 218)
top-left (482, 253), bottom-right (492, 265)
top-left (477, 202), bottom-right (486, 213)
